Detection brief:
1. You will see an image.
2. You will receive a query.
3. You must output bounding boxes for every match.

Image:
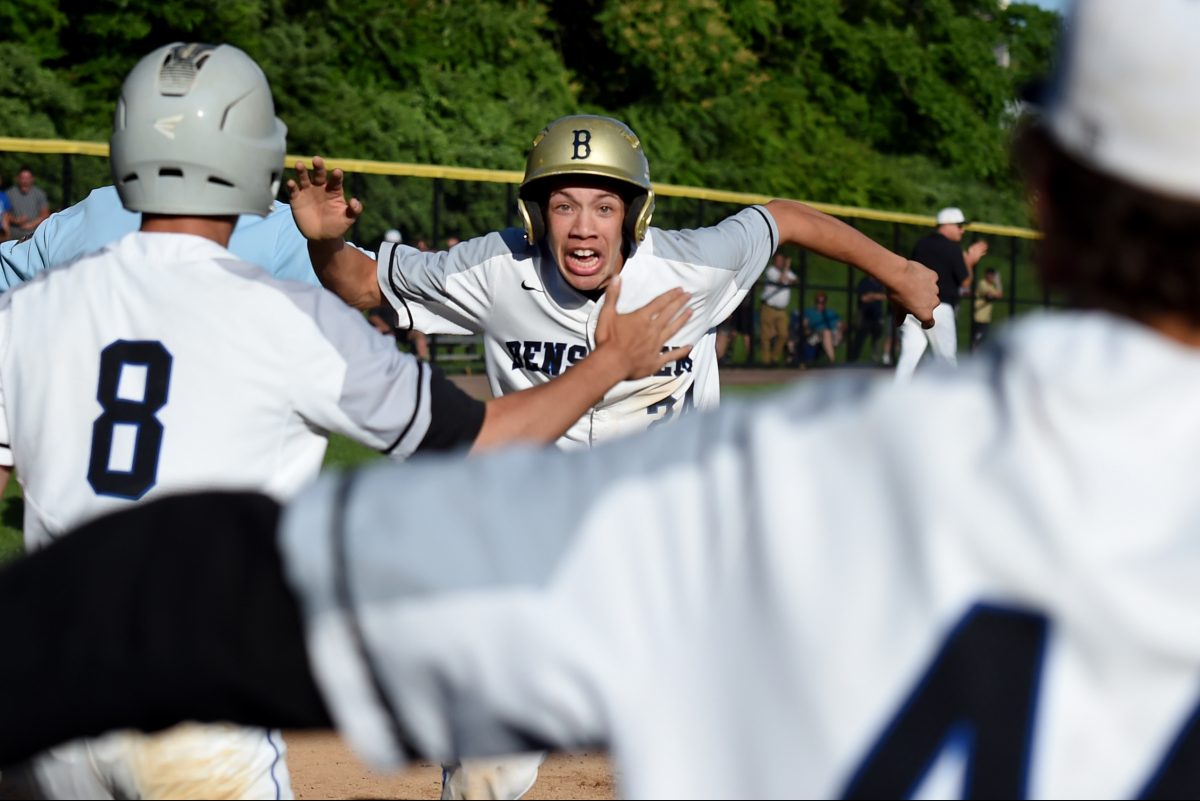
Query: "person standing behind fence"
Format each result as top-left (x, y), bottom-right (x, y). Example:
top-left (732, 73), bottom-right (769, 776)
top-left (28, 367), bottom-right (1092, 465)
top-left (6, 167), bottom-right (49, 241)
top-left (758, 252), bottom-right (798, 366)
top-left (0, 174), bottom-right (11, 241)
top-left (972, 267), bottom-right (1003, 349)
top-left (847, 274), bottom-right (889, 364)
top-left (716, 294), bottom-right (754, 365)
top-left (894, 206), bottom-right (988, 381)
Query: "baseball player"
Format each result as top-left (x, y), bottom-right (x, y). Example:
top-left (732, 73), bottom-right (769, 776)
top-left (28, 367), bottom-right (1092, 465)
top-left (893, 206), bottom-right (989, 381)
top-left (290, 115), bottom-right (941, 451)
top-left (3, 1), bottom-right (1200, 797)
top-left (0, 41), bottom-right (688, 800)
top-left (0, 184), bottom-right (317, 290)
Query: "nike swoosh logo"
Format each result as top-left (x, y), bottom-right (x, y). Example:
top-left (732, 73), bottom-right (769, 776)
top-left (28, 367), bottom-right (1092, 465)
top-left (521, 280), bottom-right (543, 292)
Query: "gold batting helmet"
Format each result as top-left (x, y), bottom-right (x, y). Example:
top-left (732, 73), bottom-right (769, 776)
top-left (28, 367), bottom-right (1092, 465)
top-left (517, 115), bottom-right (655, 248)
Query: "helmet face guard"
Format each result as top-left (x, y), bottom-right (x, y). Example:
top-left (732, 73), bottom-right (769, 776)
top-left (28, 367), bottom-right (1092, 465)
top-left (111, 42), bottom-right (287, 218)
top-left (517, 115), bottom-right (655, 250)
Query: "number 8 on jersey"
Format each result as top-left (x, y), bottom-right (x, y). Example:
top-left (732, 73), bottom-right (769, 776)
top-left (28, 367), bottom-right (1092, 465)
top-left (87, 340), bottom-right (172, 500)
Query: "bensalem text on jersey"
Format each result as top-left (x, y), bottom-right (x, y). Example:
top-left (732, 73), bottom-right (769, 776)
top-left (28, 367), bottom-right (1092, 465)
top-left (280, 311), bottom-right (1200, 799)
top-left (377, 206), bottom-right (778, 449)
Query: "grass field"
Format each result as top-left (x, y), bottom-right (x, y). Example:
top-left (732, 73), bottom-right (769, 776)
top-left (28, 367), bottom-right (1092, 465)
top-left (0, 383), bottom-right (787, 565)
top-left (0, 434), bottom-right (383, 565)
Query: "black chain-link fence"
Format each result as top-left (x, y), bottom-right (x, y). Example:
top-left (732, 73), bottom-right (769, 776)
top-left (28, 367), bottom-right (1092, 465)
top-left (3, 147), bottom-right (1050, 371)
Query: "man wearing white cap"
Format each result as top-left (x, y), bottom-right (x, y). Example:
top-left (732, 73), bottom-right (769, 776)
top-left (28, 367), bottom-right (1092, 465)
top-left (893, 206), bottom-right (988, 381)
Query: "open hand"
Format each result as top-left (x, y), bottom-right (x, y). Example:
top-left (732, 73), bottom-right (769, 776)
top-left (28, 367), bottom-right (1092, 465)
top-left (967, 240), bottom-right (990, 263)
top-left (287, 156), bottom-right (363, 241)
top-left (594, 277), bottom-right (694, 380)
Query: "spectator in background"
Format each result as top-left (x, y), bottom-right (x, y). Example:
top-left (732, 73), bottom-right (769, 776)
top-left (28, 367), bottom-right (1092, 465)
top-left (847, 274), bottom-right (888, 365)
top-left (972, 267), bottom-right (1004, 349)
top-left (716, 294), bottom-right (754, 366)
top-left (800, 291), bottom-right (845, 366)
top-left (6, 166), bottom-right (50, 240)
top-left (0, 175), bottom-right (11, 241)
top-left (894, 206), bottom-right (988, 382)
top-left (758, 252), bottom-right (797, 366)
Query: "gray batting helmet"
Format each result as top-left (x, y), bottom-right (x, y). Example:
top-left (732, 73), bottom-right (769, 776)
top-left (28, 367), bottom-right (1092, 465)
top-left (110, 43), bottom-right (287, 217)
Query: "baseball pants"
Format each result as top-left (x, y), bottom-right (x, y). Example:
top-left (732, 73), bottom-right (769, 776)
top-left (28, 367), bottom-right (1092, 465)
top-left (893, 302), bottom-right (959, 382)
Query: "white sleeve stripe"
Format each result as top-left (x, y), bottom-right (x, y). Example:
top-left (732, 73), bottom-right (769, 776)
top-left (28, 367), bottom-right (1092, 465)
top-left (330, 470), bottom-right (416, 761)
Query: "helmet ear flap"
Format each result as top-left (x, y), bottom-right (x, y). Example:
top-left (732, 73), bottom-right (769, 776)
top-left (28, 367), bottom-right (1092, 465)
top-left (517, 196), bottom-right (545, 245)
top-left (626, 190), bottom-right (655, 247)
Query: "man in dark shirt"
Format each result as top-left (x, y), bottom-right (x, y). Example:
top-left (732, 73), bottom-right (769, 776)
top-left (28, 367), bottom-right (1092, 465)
top-left (894, 207), bottom-right (988, 381)
top-left (847, 274), bottom-right (888, 364)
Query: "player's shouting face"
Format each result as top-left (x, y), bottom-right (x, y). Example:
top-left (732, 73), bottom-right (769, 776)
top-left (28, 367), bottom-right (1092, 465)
top-left (545, 183), bottom-right (627, 294)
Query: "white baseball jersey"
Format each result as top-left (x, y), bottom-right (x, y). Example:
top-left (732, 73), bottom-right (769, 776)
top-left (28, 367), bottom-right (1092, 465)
top-left (0, 231), bottom-right (470, 800)
top-left (0, 232), bottom-right (443, 550)
top-left (280, 311), bottom-right (1200, 799)
top-left (377, 206), bottom-right (779, 448)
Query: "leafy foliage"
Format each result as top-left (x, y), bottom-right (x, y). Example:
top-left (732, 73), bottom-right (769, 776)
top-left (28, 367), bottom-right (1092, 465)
top-left (0, 0), bottom-right (1061, 236)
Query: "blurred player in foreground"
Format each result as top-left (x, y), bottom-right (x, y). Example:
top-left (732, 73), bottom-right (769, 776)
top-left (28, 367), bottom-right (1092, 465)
top-left (5, 1), bottom-right (1200, 797)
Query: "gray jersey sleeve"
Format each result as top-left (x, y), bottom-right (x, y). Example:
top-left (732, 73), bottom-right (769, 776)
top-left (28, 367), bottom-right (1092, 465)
top-left (244, 266), bottom-right (449, 459)
top-left (275, 378), bottom-right (852, 769)
top-left (649, 205), bottom-right (779, 326)
top-left (376, 230), bottom-right (531, 335)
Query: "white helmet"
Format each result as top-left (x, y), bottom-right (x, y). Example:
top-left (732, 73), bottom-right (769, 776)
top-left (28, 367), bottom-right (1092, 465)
top-left (1045, 0), bottom-right (1200, 201)
top-left (110, 43), bottom-right (287, 217)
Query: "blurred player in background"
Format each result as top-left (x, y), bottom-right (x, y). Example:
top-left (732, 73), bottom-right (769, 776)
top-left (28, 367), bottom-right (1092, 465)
top-left (893, 206), bottom-right (988, 381)
top-left (0, 41), bottom-right (688, 800)
top-left (972, 267), bottom-right (1003, 348)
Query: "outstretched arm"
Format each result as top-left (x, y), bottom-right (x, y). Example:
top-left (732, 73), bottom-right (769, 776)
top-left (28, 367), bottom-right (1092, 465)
top-left (0, 493), bottom-right (333, 767)
top-left (472, 278), bottom-right (693, 452)
top-left (287, 157), bottom-right (381, 310)
top-left (765, 199), bottom-right (939, 326)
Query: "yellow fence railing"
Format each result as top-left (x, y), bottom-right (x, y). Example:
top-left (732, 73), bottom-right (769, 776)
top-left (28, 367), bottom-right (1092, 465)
top-left (0, 137), bottom-right (1040, 240)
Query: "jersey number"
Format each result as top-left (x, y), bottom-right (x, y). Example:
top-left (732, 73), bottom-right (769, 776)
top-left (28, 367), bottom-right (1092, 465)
top-left (87, 340), bottom-right (173, 500)
top-left (647, 386), bottom-right (695, 430)
top-left (843, 603), bottom-right (1200, 798)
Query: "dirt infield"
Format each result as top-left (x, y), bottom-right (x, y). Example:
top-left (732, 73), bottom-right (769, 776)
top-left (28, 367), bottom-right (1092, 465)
top-left (286, 733), bottom-right (615, 799)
